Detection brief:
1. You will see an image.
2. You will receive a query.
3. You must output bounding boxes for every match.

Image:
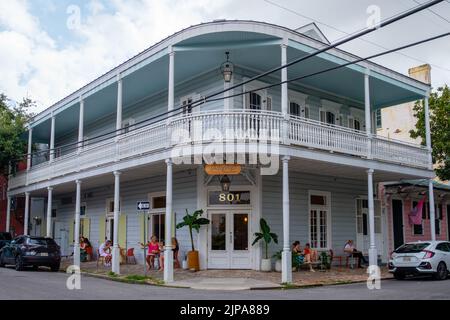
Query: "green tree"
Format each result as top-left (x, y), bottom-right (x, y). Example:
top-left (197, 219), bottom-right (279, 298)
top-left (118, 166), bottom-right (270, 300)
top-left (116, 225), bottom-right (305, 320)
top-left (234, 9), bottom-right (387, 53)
top-left (410, 85), bottom-right (450, 181)
top-left (0, 94), bottom-right (35, 175)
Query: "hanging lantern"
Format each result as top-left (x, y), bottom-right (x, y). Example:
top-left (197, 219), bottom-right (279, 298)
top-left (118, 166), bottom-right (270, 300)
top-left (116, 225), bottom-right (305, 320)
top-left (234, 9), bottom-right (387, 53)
top-left (220, 52), bottom-right (234, 83)
top-left (220, 175), bottom-right (231, 192)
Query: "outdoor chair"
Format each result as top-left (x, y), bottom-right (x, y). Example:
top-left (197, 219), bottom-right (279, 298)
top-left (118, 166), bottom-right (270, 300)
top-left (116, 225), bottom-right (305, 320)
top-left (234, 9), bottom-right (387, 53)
top-left (126, 248), bottom-right (137, 265)
top-left (96, 249), bottom-right (105, 271)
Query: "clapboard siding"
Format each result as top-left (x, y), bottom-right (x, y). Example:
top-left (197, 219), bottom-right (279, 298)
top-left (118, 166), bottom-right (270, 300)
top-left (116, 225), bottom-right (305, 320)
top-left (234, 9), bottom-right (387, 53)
top-left (53, 169), bottom-right (197, 264)
top-left (262, 170), bottom-right (366, 257)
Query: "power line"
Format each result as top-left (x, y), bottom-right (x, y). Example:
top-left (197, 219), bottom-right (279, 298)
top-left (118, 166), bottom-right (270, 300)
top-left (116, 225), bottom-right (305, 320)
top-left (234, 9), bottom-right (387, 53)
top-left (11, 0), bottom-right (443, 162)
top-left (13, 31), bottom-right (448, 163)
top-left (412, 0), bottom-right (450, 23)
top-left (263, 0), bottom-right (450, 73)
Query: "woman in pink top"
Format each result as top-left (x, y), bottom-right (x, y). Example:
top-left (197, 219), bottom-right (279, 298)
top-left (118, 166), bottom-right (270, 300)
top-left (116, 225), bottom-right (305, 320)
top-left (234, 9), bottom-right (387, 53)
top-left (141, 236), bottom-right (160, 270)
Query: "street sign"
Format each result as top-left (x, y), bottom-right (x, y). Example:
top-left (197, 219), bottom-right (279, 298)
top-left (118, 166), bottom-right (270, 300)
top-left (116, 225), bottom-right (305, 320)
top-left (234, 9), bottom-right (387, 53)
top-left (137, 201), bottom-right (150, 211)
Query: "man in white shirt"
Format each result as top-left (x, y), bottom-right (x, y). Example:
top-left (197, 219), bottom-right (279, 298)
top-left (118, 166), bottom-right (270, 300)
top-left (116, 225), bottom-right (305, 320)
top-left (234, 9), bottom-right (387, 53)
top-left (344, 240), bottom-right (368, 268)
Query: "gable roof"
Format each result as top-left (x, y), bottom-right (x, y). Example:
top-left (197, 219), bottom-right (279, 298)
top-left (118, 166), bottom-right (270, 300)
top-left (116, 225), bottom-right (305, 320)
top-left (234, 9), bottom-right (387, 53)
top-left (296, 22), bottom-right (330, 44)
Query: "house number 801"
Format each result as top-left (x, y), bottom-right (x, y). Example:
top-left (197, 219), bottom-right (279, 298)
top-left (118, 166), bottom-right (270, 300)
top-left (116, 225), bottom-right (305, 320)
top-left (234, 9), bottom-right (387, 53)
top-left (219, 193), bottom-right (241, 202)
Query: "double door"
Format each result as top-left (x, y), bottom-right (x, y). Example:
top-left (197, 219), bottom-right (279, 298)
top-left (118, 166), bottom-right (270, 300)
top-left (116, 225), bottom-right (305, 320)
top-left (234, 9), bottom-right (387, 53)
top-left (208, 211), bottom-right (251, 269)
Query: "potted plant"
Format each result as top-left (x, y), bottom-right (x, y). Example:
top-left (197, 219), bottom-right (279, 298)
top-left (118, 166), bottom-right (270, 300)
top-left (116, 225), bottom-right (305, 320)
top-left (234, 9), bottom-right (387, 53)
top-left (273, 250), bottom-right (282, 272)
top-left (252, 218), bottom-right (278, 272)
top-left (176, 209), bottom-right (209, 271)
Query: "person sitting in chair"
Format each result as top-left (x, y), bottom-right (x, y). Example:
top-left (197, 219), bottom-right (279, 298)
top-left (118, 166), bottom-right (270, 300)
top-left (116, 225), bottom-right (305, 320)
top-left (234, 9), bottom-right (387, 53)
top-left (292, 241), bottom-right (304, 267)
top-left (159, 237), bottom-right (180, 271)
top-left (344, 240), bottom-right (368, 268)
top-left (303, 243), bottom-right (316, 272)
top-left (99, 240), bottom-right (112, 266)
top-left (140, 236), bottom-right (160, 270)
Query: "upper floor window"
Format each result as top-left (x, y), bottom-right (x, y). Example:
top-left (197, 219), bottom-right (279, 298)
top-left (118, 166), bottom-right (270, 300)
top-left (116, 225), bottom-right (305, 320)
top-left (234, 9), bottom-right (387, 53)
top-left (106, 198), bottom-right (121, 216)
top-left (249, 92), bottom-right (262, 110)
top-left (348, 117), bottom-right (362, 131)
top-left (320, 110), bottom-right (336, 125)
top-left (182, 97), bottom-right (193, 115)
top-left (122, 118), bottom-right (135, 134)
top-left (290, 102), bottom-right (301, 116)
top-left (376, 109), bottom-right (382, 129)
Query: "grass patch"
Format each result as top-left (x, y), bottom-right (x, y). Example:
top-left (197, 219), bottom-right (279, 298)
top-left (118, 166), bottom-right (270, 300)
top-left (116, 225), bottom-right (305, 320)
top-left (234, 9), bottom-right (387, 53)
top-left (108, 271), bottom-right (119, 278)
top-left (125, 274), bottom-right (148, 281)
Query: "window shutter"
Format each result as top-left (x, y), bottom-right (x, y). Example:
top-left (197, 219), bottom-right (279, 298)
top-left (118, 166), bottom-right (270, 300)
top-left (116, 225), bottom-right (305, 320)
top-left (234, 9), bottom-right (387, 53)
top-left (266, 96), bottom-right (272, 111)
top-left (83, 218), bottom-right (90, 239)
top-left (348, 116), bottom-right (354, 129)
top-left (119, 215), bottom-right (127, 249)
top-left (69, 219), bottom-right (75, 244)
top-left (98, 217), bottom-right (106, 244)
top-left (320, 110), bottom-right (326, 123)
top-left (304, 106), bottom-right (310, 119)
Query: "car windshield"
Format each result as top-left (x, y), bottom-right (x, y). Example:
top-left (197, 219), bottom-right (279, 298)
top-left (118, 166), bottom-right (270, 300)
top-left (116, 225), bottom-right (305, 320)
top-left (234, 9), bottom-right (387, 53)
top-left (395, 243), bottom-right (430, 253)
top-left (0, 233), bottom-right (12, 241)
top-left (27, 238), bottom-right (57, 246)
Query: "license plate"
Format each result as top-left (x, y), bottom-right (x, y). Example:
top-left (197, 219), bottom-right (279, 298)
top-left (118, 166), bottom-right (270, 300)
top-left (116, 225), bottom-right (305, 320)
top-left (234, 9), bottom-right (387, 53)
top-left (39, 253), bottom-right (48, 257)
top-left (403, 257), bottom-right (411, 262)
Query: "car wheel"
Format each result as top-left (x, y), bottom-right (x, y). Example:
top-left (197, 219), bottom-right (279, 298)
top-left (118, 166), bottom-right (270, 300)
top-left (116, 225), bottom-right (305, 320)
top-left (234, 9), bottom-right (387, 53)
top-left (15, 256), bottom-right (24, 271)
top-left (0, 253), bottom-right (5, 268)
top-left (50, 264), bottom-right (60, 272)
top-left (394, 272), bottom-right (405, 280)
top-left (433, 262), bottom-right (448, 281)
top-left (31, 265), bottom-right (39, 271)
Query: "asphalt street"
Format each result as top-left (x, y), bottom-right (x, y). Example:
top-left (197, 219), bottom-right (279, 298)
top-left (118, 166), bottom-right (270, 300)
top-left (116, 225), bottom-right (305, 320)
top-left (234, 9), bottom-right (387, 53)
top-left (0, 266), bottom-right (449, 300)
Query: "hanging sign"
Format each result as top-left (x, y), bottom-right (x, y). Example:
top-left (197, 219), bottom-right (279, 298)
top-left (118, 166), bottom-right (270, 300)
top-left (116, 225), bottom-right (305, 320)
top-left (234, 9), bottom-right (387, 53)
top-left (204, 164), bottom-right (242, 176)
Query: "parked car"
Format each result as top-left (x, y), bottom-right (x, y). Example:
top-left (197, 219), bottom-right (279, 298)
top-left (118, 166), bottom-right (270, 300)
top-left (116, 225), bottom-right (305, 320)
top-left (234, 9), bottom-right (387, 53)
top-left (0, 236), bottom-right (61, 272)
top-left (389, 241), bottom-right (450, 280)
top-left (0, 232), bottom-right (12, 250)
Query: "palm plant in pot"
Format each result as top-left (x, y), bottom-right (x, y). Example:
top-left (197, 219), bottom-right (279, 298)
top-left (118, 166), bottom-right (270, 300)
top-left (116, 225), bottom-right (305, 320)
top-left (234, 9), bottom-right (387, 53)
top-left (176, 209), bottom-right (209, 271)
top-left (252, 218), bottom-right (278, 272)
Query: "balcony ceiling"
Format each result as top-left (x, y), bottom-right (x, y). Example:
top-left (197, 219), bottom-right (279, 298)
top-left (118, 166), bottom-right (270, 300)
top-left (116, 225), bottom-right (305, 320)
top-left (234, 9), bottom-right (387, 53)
top-left (30, 30), bottom-right (426, 142)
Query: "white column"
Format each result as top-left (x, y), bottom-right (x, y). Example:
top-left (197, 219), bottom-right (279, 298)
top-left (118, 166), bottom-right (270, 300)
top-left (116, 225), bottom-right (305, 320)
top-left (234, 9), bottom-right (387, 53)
top-left (281, 43), bottom-right (289, 145)
top-left (424, 95), bottom-right (433, 169)
top-left (112, 171), bottom-right (121, 274)
top-left (281, 156), bottom-right (292, 283)
top-left (428, 179), bottom-right (436, 241)
top-left (49, 115), bottom-right (55, 162)
top-left (78, 98), bottom-right (84, 153)
top-left (116, 75), bottom-right (123, 138)
top-left (24, 192), bottom-right (30, 235)
top-left (364, 71), bottom-right (372, 159)
top-left (168, 47), bottom-right (175, 112)
top-left (6, 196), bottom-right (11, 232)
top-left (46, 187), bottom-right (53, 238)
top-left (367, 169), bottom-right (377, 267)
top-left (74, 180), bottom-right (81, 268)
top-left (27, 128), bottom-right (32, 171)
top-left (164, 159), bottom-right (174, 283)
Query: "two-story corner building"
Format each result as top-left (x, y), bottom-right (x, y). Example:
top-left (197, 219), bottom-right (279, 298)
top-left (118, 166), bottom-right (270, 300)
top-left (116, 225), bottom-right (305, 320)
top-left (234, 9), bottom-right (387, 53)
top-left (5, 20), bottom-right (437, 283)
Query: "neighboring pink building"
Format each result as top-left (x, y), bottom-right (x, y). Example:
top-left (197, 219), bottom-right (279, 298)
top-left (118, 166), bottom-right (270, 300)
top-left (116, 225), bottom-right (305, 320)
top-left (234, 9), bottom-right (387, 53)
top-left (381, 180), bottom-right (449, 255)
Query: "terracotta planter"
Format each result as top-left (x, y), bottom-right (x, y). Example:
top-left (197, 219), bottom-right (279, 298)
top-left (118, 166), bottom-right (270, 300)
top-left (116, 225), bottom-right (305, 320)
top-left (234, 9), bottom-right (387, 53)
top-left (261, 259), bottom-right (272, 272)
top-left (187, 251), bottom-right (200, 271)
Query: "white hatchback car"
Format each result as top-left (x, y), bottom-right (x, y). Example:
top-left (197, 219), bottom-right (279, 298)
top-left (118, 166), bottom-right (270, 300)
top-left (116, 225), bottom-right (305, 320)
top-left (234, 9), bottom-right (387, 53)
top-left (389, 241), bottom-right (450, 280)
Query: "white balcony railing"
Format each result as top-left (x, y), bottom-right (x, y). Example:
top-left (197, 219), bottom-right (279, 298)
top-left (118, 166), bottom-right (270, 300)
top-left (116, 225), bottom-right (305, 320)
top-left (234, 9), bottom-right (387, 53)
top-left (8, 110), bottom-right (430, 190)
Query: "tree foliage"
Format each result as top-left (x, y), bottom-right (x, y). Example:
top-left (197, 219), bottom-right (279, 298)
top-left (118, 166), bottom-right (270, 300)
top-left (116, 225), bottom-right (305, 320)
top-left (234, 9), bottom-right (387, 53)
top-left (176, 209), bottom-right (210, 252)
top-left (0, 94), bottom-right (35, 175)
top-left (252, 218), bottom-right (278, 259)
top-left (410, 85), bottom-right (450, 181)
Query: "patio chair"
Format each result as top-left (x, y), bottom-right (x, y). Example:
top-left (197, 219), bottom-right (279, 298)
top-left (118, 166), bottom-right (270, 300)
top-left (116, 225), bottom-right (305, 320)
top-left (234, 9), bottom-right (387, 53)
top-left (96, 249), bottom-right (105, 271)
top-left (126, 248), bottom-right (137, 265)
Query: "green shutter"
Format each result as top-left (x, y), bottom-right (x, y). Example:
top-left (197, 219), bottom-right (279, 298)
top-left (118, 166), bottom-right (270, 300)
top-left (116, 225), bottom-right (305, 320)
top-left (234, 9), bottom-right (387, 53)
top-left (69, 220), bottom-right (74, 244)
top-left (41, 217), bottom-right (46, 237)
top-left (118, 214), bottom-right (127, 249)
top-left (83, 218), bottom-right (90, 239)
top-left (98, 217), bottom-right (106, 244)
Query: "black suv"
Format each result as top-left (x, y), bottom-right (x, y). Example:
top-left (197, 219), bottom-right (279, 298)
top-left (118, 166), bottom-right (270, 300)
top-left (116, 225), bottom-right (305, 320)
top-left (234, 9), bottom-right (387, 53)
top-left (0, 232), bottom-right (12, 250)
top-left (0, 236), bottom-right (61, 271)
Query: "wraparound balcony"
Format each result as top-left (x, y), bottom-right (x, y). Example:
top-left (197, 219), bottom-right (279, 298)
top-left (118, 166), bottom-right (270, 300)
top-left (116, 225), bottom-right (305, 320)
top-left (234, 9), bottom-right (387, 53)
top-left (8, 110), bottom-right (430, 191)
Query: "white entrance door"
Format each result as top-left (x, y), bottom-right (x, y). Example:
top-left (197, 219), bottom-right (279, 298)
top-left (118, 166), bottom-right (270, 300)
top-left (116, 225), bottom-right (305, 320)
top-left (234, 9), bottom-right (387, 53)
top-left (208, 212), bottom-right (251, 269)
top-left (106, 217), bottom-right (114, 243)
top-left (356, 199), bottom-right (383, 256)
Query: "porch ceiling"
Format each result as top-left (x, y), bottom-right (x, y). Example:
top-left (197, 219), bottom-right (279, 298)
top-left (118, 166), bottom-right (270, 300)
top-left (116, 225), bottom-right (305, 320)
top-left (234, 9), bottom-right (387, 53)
top-left (288, 157), bottom-right (427, 183)
top-left (29, 29), bottom-right (427, 137)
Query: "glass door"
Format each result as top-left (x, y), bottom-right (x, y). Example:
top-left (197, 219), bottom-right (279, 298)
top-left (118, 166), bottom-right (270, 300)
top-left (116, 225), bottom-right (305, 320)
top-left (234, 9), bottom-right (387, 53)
top-left (208, 212), bottom-right (251, 269)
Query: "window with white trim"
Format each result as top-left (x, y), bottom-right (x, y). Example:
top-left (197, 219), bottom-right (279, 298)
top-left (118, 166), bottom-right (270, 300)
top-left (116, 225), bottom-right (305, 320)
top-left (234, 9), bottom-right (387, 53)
top-left (266, 96), bottom-right (272, 111)
top-left (320, 110), bottom-right (336, 125)
top-left (106, 198), bottom-right (121, 217)
top-left (148, 192), bottom-right (167, 243)
top-left (122, 118), bottom-right (135, 134)
top-left (412, 200), bottom-right (424, 235)
top-left (309, 191), bottom-right (331, 249)
top-left (348, 116), bottom-right (362, 131)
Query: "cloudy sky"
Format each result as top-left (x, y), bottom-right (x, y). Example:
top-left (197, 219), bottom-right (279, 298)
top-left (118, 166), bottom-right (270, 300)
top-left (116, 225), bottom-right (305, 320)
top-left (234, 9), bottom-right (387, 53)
top-left (0, 0), bottom-right (449, 113)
